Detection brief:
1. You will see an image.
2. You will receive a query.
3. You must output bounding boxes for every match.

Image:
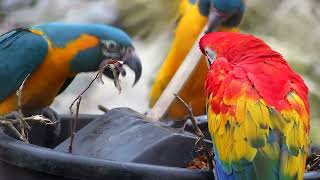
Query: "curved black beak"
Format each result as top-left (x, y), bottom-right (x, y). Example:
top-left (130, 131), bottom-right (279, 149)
top-left (205, 8), bottom-right (224, 34)
top-left (101, 48), bottom-right (142, 86)
top-left (122, 48), bottom-right (142, 86)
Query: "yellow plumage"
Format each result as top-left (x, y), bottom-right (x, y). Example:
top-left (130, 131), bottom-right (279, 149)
top-left (208, 91), bottom-right (308, 179)
top-left (149, 0), bottom-right (239, 119)
top-left (0, 33), bottom-right (99, 115)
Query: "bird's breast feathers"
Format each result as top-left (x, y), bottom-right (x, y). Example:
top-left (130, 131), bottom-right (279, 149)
top-left (206, 57), bottom-right (309, 179)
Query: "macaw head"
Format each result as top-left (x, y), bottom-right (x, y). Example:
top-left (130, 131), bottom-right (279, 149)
top-left (98, 28), bottom-right (142, 85)
top-left (68, 24), bottom-right (142, 85)
top-left (197, 0), bottom-right (245, 33)
top-left (199, 32), bottom-right (270, 67)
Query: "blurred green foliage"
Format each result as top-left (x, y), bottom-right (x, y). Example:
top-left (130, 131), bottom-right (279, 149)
top-left (115, 0), bottom-right (180, 39)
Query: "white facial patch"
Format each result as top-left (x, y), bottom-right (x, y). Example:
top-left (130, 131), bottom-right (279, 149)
top-left (204, 47), bottom-right (216, 68)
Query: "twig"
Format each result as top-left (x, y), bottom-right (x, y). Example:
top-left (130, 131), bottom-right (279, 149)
top-left (15, 75), bottom-right (30, 142)
top-left (69, 73), bottom-right (100, 116)
top-left (98, 105), bottom-right (109, 113)
top-left (0, 115), bottom-right (54, 125)
top-left (68, 71), bottom-right (99, 153)
top-left (0, 74), bottom-right (56, 142)
top-left (68, 61), bottom-right (122, 153)
top-left (308, 153), bottom-right (320, 171)
top-left (69, 62), bottom-right (121, 115)
top-left (69, 96), bottom-right (81, 153)
top-left (174, 94), bottom-right (214, 172)
top-left (0, 115), bottom-right (55, 141)
top-left (7, 123), bottom-right (24, 141)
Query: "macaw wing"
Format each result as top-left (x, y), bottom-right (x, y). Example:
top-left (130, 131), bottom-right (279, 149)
top-left (0, 28), bottom-right (48, 101)
top-left (207, 59), bottom-right (309, 180)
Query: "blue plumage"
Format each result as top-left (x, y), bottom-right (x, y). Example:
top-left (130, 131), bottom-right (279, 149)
top-left (0, 23), bottom-right (137, 102)
top-left (212, 0), bottom-right (244, 13)
top-left (32, 23), bottom-right (133, 48)
top-left (0, 29), bottom-right (48, 101)
top-left (32, 23), bottom-right (134, 73)
top-left (0, 23), bottom-right (141, 117)
top-left (197, 0), bottom-right (245, 27)
top-left (213, 130), bottom-right (286, 180)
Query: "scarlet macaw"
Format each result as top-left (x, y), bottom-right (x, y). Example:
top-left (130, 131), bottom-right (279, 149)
top-left (149, 0), bottom-right (245, 119)
top-left (200, 32), bottom-right (309, 179)
top-left (0, 23), bottom-right (142, 120)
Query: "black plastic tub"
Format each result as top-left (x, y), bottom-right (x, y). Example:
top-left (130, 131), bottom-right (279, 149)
top-left (0, 108), bottom-right (319, 180)
top-left (0, 108), bottom-right (213, 180)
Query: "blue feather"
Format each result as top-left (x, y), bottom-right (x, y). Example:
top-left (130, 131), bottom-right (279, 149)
top-left (213, 130), bottom-right (287, 180)
top-left (197, 0), bottom-right (245, 27)
top-left (31, 23), bottom-right (133, 48)
top-left (0, 29), bottom-right (48, 101)
top-left (31, 23), bottom-right (133, 73)
top-left (212, 0), bottom-right (244, 13)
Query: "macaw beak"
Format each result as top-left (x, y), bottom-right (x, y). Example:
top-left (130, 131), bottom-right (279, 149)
top-left (122, 48), bottom-right (142, 85)
top-left (205, 8), bottom-right (224, 34)
top-left (101, 48), bottom-right (142, 86)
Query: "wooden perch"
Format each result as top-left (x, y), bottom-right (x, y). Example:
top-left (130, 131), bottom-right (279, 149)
top-left (146, 26), bottom-right (207, 121)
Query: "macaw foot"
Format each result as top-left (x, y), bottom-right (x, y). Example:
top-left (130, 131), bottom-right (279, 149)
top-left (30, 107), bottom-right (61, 147)
top-left (2, 108), bottom-right (61, 146)
top-left (169, 118), bottom-right (190, 133)
top-left (2, 111), bottom-right (31, 142)
top-left (36, 107), bottom-right (60, 123)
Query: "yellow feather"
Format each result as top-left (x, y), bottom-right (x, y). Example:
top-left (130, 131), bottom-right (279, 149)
top-left (149, 0), bottom-right (240, 119)
top-left (236, 96), bottom-right (246, 124)
top-left (0, 33), bottom-right (99, 115)
top-left (208, 90), bottom-right (308, 179)
top-left (207, 105), bottom-right (217, 134)
top-left (236, 139), bottom-right (257, 161)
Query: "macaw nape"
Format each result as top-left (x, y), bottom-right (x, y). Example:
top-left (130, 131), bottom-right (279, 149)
top-left (200, 32), bottom-right (309, 180)
top-left (0, 23), bottom-right (142, 121)
top-left (149, 0), bottom-right (245, 119)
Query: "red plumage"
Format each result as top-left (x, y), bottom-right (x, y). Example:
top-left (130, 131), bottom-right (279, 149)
top-left (200, 32), bottom-right (309, 116)
top-left (201, 32), bottom-right (310, 179)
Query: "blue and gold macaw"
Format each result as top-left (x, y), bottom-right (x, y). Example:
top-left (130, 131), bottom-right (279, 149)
top-left (149, 0), bottom-right (245, 119)
top-left (0, 23), bottom-right (142, 119)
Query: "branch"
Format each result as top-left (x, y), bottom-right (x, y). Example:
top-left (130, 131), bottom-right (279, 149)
top-left (0, 115), bottom-right (55, 141)
top-left (174, 94), bottom-right (214, 172)
top-left (69, 73), bottom-right (100, 116)
top-left (98, 105), bottom-right (109, 113)
top-left (68, 60), bottom-right (122, 153)
top-left (15, 74), bottom-right (30, 142)
top-left (69, 62), bottom-right (121, 116)
top-left (69, 96), bottom-right (81, 153)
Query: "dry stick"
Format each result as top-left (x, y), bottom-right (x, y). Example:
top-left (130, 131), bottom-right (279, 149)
top-left (309, 154), bottom-right (320, 170)
top-left (68, 63), bottom-right (120, 153)
top-left (69, 73), bottom-right (100, 116)
top-left (15, 75), bottom-right (30, 142)
top-left (0, 74), bottom-right (54, 142)
top-left (0, 116), bottom-right (54, 125)
top-left (69, 96), bottom-right (81, 153)
top-left (68, 72), bottom-right (99, 153)
top-left (98, 105), bottom-right (109, 113)
top-left (68, 63), bottom-right (119, 115)
top-left (174, 94), bottom-right (214, 173)
top-left (0, 114), bottom-right (54, 141)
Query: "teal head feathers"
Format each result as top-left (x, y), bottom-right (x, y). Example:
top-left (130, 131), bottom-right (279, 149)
top-left (32, 23), bottom-right (142, 85)
top-left (196, 0), bottom-right (245, 33)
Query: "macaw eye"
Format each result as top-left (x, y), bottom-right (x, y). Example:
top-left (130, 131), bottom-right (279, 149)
top-left (205, 47), bottom-right (216, 67)
top-left (101, 40), bottom-right (119, 52)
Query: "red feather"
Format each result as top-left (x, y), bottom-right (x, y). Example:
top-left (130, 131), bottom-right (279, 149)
top-left (201, 32), bottom-right (309, 114)
top-left (201, 32), bottom-right (309, 179)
